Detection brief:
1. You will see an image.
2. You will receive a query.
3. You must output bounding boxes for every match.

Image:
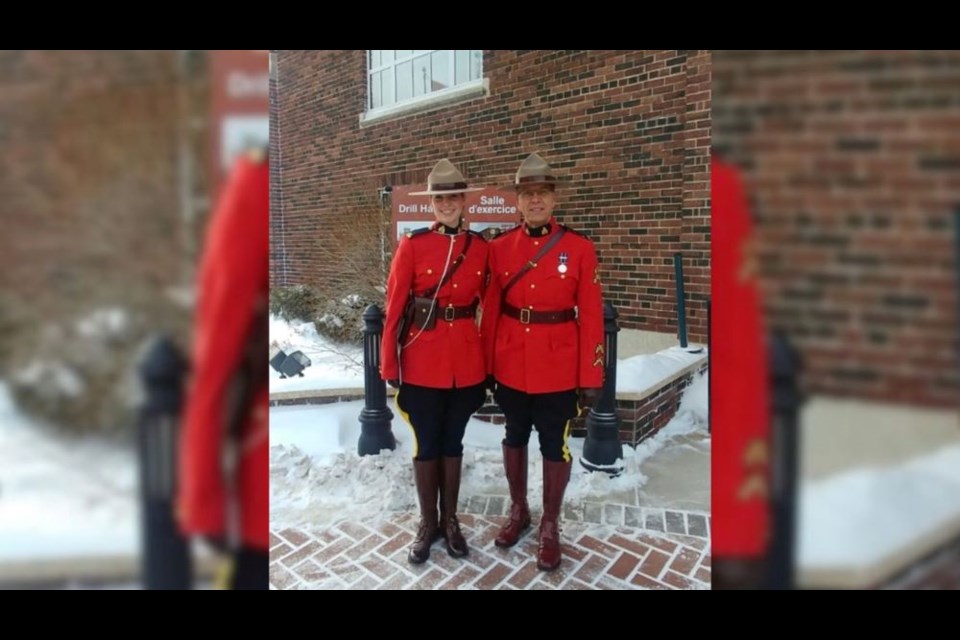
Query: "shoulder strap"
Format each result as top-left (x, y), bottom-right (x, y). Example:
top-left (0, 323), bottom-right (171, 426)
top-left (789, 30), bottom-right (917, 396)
top-left (403, 226), bottom-right (431, 239)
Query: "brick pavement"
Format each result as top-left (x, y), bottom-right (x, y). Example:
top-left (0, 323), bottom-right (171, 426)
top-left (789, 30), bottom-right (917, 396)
top-left (271, 501), bottom-right (710, 590)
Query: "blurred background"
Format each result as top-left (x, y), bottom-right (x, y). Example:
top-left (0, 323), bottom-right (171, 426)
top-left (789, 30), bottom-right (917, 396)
top-left (713, 50), bottom-right (960, 589)
top-left (0, 50), bottom-right (268, 588)
top-left (6, 50), bottom-right (960, 590)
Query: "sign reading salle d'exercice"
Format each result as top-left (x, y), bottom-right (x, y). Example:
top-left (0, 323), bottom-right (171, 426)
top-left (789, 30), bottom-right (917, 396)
top-left (392, 186), bottom-right (520, 242)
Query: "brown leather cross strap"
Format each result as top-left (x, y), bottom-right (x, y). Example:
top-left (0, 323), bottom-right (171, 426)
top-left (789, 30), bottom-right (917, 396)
top-left (500, 227), bottom-right (566, 304)
top-left (503, 302), bottom-right (576, 325)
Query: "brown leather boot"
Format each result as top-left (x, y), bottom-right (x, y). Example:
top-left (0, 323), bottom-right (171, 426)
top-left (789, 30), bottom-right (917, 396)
top-left (537, 459), bottom-right (571, 571)
top-left (408, 459), bottom-right (440, 564)
top-left (439, 456), bottom-right (468, 557)
top-left (435, 459), bottom-right (446, 543)
top-left (495, 444), bottom-right (532, 548)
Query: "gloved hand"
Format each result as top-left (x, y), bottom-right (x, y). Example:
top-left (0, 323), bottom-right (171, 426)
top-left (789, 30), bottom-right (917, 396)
top-left (578, 387), bottom-right (601, 412)
top-left (387, 379), bottom-right (400, 389)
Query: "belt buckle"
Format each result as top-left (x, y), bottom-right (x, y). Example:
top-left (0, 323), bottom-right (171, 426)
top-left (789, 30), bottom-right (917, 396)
top-left (444, 305), bottom-right (456, 322)
top-left (520, 308), bottom-right (531, 324)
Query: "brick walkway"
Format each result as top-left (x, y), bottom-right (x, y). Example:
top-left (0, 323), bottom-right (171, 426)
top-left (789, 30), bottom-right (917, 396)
top-left (271, 502), bottom-right (710, 590)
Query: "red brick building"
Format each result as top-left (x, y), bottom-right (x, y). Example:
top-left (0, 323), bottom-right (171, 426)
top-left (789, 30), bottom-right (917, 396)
top-left (713, 50), bottom-right (959, 408)
top-left (270, 50), bottom-right (711, 342)
top-left (0, 50), bottom-right (210, 357)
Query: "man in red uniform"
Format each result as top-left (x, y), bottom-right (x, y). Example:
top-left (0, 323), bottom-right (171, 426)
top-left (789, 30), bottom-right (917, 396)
top-left (480, 152), bottom-right (604, 571)
top-left (178, 148), bottom-right (269, 589)
top-left (381, 159), bottom-right (489, 564)
top-left (711, 153), bottom-right (771, 589)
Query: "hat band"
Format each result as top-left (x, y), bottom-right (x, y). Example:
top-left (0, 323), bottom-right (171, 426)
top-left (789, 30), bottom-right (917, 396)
top-left (517, 175), bottom-right (556, 184)
top-left (430, 181), bottom-right (468, 191)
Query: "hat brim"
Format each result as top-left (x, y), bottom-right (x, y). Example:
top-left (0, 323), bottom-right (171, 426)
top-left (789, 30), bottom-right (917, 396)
top-left (407, 186), bottom-right (485, 196)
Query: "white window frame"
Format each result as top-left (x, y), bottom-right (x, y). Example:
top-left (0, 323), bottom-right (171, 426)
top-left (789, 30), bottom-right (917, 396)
top-left (361, 50), bottom-right (486, 125)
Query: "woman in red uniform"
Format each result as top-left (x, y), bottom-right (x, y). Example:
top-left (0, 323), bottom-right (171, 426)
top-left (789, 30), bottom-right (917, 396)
top-left (381, 159), bottom-right (489, 564)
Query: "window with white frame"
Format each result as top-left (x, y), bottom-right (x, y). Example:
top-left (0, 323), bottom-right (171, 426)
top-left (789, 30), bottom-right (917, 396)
top-left (367, 50), bottom-right (483, 112)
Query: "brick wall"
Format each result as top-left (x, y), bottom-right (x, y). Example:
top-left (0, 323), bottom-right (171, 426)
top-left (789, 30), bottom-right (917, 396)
top-left (271, 50), bottom-right (711, 342)
top-left (713, 50), bottom-right (959, 407)
top-left (0, 50), bottom-right (210, 364)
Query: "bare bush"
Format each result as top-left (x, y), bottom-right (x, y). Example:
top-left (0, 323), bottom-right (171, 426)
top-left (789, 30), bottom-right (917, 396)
top-left (308, 187), bottom-right (391, 346)
top-left (308, 187), bottom-right (391, 306)
top-left (270, 284), bottom-right (321, 322)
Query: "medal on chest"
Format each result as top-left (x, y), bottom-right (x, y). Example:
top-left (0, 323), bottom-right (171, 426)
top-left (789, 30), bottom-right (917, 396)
top-left (558, 252), bottom-right (569, 274)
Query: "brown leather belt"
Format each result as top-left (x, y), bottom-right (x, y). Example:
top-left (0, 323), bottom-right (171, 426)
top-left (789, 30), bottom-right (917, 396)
top-left (439, 301), bottom-right (478, 321)
top-left (503, 302), bottom-right (576, 325)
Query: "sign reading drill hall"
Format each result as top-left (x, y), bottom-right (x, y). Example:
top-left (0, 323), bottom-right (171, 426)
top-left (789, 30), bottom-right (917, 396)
top-left (392, 186), bottom-right (520, 242)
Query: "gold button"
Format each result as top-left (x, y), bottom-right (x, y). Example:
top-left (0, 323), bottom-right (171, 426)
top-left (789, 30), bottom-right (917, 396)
top-left (504, 271), bottom-right (509, 276)
top-left (530, 284), bottom-right (536, 289)
top-left (477, 271), bottom-right (481, 276)
top-left (525, 327), bottom-right (530, 333)
top-left (427, 268), bottom-right (433, 275)
top-left (561, 275), bottom-right (566, 279)
top-left (453, 283), bottom-right (458, 288)
top-left (534, 241), bottom-right (540, 246)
